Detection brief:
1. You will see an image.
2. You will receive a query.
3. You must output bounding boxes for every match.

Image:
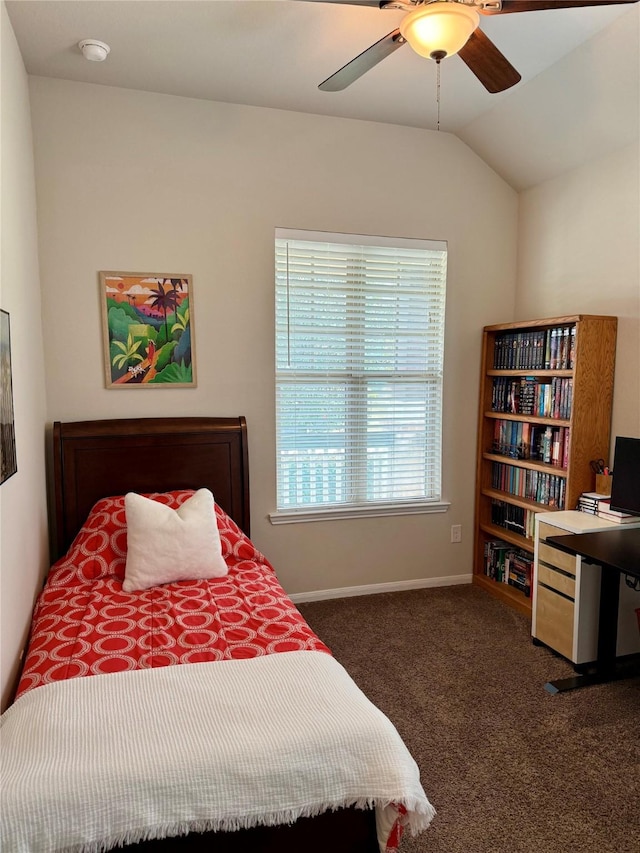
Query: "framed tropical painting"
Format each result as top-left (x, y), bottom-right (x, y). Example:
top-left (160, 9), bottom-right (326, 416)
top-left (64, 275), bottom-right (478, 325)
top-left (1, 309), bottom-right (17, 484)
top-left (99, 272), bottom-right (196, 388)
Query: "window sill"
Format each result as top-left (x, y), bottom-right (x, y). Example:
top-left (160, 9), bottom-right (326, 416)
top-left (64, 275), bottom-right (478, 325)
top-left (269, 500), bottom-right (450, 525)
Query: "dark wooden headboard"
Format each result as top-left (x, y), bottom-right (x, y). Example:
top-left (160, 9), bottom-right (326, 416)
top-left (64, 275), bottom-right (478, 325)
top-left (53, 417), bottom-right (249, 558)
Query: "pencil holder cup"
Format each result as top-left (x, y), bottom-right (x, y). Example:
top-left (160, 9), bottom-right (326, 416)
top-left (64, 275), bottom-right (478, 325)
top-left (595, 473), bottom-right (612, 495)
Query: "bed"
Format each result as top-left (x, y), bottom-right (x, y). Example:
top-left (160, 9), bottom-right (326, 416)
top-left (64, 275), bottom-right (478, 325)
top-left (1, 417), bottom-right (434, 853)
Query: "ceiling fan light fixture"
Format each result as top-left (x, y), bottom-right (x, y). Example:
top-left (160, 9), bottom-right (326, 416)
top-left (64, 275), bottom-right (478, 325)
top-left (399, 2), bottom-right (480, 60)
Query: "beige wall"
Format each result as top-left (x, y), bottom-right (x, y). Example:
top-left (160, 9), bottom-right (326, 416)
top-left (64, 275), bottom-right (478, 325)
top-left (0, 4), bottom-right (49, 710)
top-left (28, 76), bottom-right (518, 597)
top-left (515, 142), bottom-right (640, 651)
top-left (516, 142), bottom-right (640, 443)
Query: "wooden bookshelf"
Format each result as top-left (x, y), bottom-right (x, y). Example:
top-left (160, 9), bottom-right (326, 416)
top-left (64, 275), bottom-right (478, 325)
top-left (473, 314), bottom-right (617, 616)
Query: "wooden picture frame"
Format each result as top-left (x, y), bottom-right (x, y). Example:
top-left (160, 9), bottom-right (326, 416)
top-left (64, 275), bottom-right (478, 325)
top-left (99, 272), bottom-right (196, 388)
top-left (0, 309), bottom-right (17, 484)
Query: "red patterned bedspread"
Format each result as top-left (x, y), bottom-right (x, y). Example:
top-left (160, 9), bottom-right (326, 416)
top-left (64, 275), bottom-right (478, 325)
top-left (17, 491), bottom-right (330, 698)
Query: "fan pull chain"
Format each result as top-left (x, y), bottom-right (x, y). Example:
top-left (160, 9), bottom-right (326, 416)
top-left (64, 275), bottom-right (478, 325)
top-left (436, 59), bottom-right (441, 131)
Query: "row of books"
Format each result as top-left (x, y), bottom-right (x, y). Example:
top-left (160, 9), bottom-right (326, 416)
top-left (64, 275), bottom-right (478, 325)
top-left (490, 499), bottom-right (536, 540)
top-left (576, 492), bottom-right (637, 524)
top-left (491, 376), bottom-right (573, 420)
top-left (491, 420), bottom-right (569, 468)
top-left (483, 539), bottom-right (533, 597)
top-left (492, 461), bottom-right (566, 508)
top-left (493, 325), bottom-right (576, 371)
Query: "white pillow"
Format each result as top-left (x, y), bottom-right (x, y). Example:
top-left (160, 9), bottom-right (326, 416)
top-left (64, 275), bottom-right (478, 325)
top-left (122, 488), bottom-right (228, 592)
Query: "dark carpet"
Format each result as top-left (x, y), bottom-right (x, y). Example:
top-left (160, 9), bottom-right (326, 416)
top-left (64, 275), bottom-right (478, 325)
top-left (298, 584), bottom-right (640, 853)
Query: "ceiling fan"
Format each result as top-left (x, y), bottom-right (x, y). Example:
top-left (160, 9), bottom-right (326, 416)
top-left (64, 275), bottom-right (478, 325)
top-left (305, 0), bottom-right (639, 94)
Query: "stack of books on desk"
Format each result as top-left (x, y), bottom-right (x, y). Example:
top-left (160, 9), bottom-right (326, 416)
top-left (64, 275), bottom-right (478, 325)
top-left (576, 492), bottom-right (603, 515)
top-left (596, 498), bottom-right (637, 524)
top-left (577, 492), bottom-right (636, 523)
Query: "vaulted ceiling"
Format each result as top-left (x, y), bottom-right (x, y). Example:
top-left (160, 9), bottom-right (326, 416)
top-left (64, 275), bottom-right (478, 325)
top-left (6, 1), bottom-right (640, 189)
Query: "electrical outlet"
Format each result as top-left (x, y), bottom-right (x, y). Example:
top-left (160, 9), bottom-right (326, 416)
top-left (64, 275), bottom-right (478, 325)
top-left (450, 524), bottom-right (462, 544)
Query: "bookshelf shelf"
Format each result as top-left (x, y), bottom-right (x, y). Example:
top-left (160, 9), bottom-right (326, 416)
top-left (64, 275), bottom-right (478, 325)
top-left (473, 314), bottom-right (618, 616)
top-left (484, 412), bottom-right (571, 428)
top-left (473, 573), bottom-right (532, 617)
top-left (479, 522), bottom-right (532, 553)
top-left (482, 453), bottom-right (569, 476)
top-left (481, 487), bottom-right (562, 514)
top-left (487, 369), bottom-right (573, 378)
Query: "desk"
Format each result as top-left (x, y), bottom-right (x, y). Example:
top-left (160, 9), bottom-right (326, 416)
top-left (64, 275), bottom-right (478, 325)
top-left (544, 527), bottom-right (640, 693)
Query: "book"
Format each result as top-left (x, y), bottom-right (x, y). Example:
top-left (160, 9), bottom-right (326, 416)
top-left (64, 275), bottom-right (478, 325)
top-left (562, 427), bottom-right (570, 469)
top-left (485, 540), bottom-right (511, 581)
top-left (505, 548), bottom-right (532, 596)
top-left (577, 491), bottom-right (601, 515)
top-left (561, 326), bottom-right (570, 369)
top-left (596, 511), bottom-right (638, 524)
top-left (569, 326), bottom-right (576, 368)
top-left (596, 499), bottom-right (631, 519)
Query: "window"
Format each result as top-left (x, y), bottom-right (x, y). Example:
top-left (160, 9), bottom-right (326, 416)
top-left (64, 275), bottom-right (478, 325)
top-left (273, 229), bottom-right (448, 523)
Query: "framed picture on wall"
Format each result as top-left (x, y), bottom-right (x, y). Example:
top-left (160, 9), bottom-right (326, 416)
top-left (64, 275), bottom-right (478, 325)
top-left (99, 272), bottom-right (196, 388)
top-left (1, 309), bottom-right (18, 484)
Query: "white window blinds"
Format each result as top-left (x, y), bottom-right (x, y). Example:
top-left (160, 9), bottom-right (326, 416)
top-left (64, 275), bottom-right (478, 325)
top-left (275, 229), bottom-right (447, 516)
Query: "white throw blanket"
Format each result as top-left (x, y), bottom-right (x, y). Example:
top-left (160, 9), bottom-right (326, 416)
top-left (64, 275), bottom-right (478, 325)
top-left (1, 651), bottom-right (435, 853)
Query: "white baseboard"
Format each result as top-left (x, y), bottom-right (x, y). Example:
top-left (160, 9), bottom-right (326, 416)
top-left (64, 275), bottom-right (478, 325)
top-left (289, 574), bottom-right (472, 604)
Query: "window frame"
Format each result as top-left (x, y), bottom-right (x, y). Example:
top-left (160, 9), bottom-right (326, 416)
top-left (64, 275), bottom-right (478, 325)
top-left (271, 228), bottom-right (450, 524)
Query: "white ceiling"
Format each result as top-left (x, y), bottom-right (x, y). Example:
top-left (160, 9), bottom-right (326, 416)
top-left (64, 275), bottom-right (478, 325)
top-left (6, 0), bottom-right (628, 132)
top-left (6, 0), bottom-right (635, 133)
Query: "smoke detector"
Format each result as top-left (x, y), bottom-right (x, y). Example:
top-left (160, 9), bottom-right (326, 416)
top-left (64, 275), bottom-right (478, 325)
top-left (78, 39), bottom-right (110, 62)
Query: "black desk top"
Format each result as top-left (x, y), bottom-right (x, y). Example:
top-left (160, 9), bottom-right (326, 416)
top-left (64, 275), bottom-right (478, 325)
top-left (547, 528), bottom-right (640, 578)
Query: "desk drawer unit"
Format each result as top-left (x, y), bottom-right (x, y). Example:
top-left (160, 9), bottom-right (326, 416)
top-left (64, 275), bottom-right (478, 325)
top-left (533, 515), bottom-right (600, 666)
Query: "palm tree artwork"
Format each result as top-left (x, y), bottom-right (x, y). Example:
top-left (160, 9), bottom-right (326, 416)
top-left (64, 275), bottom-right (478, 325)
top-left (100, 272), bottom-right (195, 387)
top-left (149, 280), bottom-right (180, 344)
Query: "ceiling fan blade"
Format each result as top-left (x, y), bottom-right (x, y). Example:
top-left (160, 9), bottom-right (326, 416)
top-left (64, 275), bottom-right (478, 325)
top-left (481, 0), bottom-right (639, 14)
top-left (457, 29), bottom-right (521, 93)
top-left (319, 29), bottom-right (406, 91)
top-left (300, 1), bottom-right (392, 6)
